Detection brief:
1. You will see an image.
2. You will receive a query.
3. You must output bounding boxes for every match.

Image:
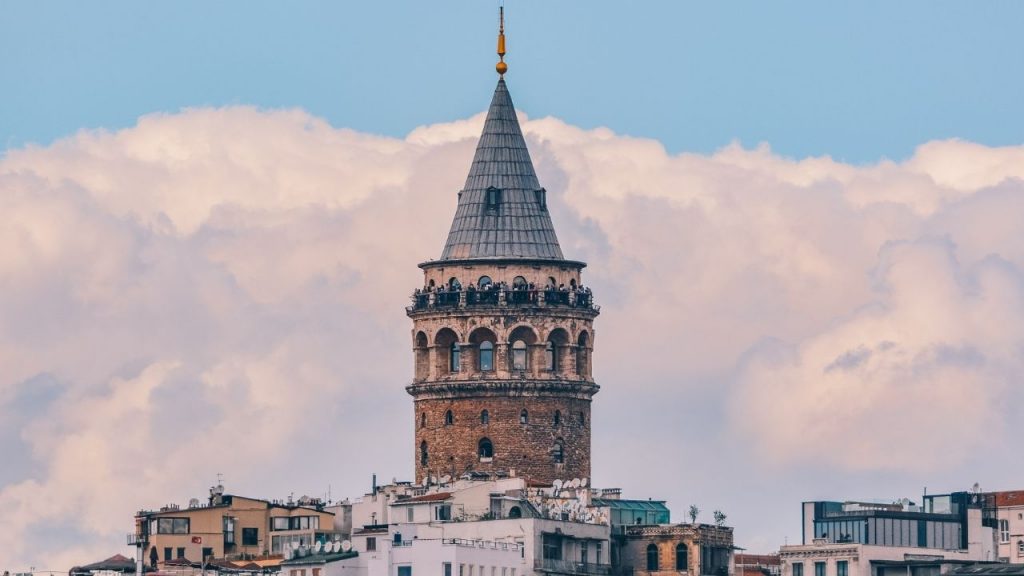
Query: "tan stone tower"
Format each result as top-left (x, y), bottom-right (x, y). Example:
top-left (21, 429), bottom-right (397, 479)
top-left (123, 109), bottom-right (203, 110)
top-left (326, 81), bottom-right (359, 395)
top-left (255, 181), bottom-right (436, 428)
top-left (407, 11), bottom-right (598, 486)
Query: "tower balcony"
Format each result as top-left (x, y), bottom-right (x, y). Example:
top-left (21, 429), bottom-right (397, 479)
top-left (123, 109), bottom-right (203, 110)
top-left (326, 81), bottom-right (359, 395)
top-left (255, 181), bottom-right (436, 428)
top-left (408, 286), bottom-right (599, 314)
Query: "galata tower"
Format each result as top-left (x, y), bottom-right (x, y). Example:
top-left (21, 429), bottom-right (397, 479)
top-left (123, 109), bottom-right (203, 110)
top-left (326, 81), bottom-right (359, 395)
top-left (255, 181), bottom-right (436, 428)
top-left (407, 9), bottom-right (599, 486)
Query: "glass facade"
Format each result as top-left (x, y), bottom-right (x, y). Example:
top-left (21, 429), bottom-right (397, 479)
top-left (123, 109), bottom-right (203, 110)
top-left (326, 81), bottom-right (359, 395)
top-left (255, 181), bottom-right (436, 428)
top-left (813, 517), bottom-right (961, 549)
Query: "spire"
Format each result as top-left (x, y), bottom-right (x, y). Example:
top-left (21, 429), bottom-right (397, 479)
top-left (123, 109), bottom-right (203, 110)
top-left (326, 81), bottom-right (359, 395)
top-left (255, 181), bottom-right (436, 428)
top-left (496, 6), bottom-right (508, 76)
top-left (438, 78), bottom-right (565, 261)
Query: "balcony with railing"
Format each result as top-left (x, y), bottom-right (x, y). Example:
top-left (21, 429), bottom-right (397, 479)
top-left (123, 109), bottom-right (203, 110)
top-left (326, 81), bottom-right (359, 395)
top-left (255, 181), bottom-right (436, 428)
top-left (409, 286), bottom-right (597, 313)
top-left (535, 559), bottom-right (612, 576)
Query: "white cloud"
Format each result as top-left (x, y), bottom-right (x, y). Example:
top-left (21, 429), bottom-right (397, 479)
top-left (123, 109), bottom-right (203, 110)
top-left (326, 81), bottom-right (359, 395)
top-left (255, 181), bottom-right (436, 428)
top-left (1, 106), bottom-right (1022, 568)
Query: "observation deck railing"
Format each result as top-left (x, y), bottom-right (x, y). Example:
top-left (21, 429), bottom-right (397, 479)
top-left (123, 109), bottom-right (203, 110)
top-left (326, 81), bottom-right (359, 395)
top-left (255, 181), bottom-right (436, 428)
top-left (408, 287), bottom-right (597, 312)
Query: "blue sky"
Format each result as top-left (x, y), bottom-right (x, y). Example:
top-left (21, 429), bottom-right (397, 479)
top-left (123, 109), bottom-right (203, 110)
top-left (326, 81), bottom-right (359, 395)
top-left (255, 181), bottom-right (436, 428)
top-left (2, 1), bottom-right (1022, 162)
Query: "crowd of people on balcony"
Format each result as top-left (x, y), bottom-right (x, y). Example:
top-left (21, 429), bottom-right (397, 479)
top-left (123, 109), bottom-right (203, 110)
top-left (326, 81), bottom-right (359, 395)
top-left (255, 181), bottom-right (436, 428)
top-left (410, 276), bottom-right (594, 309)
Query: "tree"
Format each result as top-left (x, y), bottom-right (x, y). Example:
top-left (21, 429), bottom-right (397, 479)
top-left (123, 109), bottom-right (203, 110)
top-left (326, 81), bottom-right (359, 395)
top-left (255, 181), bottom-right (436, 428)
top-left (713, 510), bottom-right (727, 526)
top-left (688, 505), bottom-right (700, 524)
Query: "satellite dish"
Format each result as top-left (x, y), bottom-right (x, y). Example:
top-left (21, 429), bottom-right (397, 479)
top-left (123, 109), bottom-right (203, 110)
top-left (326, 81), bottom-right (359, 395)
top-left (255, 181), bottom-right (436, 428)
top-left (552, 479), bottom-right (563, 490)
top-left (298, 545), bottom-right (308, 557)
top-left (570, 478), bottom-right (580, 489)
top-left (342, 540), bottom-right (353, 552)
top-left (441, 475), bottom-right (451, 484)
top-left (283, 548), bottom-right (293, 560)
top-left (580, 477), bottom-right (588, 487)
top-left (314, 541), bottom-right (323, 553)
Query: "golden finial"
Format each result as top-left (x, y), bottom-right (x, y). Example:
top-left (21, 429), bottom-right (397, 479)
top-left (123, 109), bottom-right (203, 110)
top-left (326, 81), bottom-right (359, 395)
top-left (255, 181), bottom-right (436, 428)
top-left (496, 6), bottom-right (508, 76)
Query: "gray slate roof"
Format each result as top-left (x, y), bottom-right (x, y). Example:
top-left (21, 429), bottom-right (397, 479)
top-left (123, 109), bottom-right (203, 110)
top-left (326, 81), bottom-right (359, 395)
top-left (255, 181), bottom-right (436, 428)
top-left (439, 78), bottom-right (565, 261)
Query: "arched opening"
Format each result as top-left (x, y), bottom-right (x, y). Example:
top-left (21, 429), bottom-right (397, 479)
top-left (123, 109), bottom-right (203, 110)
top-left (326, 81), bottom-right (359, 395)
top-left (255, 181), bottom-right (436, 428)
top-left (579, 411), bottom-right (586, 426)
top-left (576, 331), bottom-right (590, 377)
top-left (428, 279), bottom-right (436, 289)
top-left (478, 275), bottom-right (492, 288)
top-left (481, 409), bottom-right (490, 425)
top-left (675, 544), bottom-right (688, 571)
top-left (547, 328), bottom-right (569, 373)
top-left (513, 276), bottom-right (528, 288)
top-left (520, 409), bottom-right (529, 425)
top-left (420, 412), bottom-right (426, 429)
top-left (570, 278), bottom-right (577, 289)
top-left (553, 410), bottom-right (561, 427)
top-left (420, 441), bottom-right (429, 466)
top-left (444, 410), bottom-right (453, 426)
top-left (414, 331), bottom-right (429, 381)
top-left (508, 506), bottom-right (522, 519)
top-left (478, 437), bottom-right (494, 460)
top-left (434, 328), bottom-right (460, 375)
top-left (552, 438), bottom-right (564, 464)
top-left (547, 276), bottom-right (557, 288)
top-left (448, 277), bottom-right (461, 290)
top-left (647, 544), bottom-right (659, 571)
top-left (469, 328), bottom-right (498, 373)
top-left (512, 340), bottom-right (528, 371)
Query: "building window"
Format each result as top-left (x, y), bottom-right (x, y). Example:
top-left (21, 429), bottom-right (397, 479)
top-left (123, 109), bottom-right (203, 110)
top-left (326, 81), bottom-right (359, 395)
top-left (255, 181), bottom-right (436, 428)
top-left (398, 566), bottom-right (412, 576)
top-left (814, 563), bottom-right (825, 576)
top-left (202, 547), bottom-right (213, 560)
top-left (481, 409), bottom-right (489, 425)
top-left (676, 543), bottom-right (688, 571)
top-left (366, 537), bottom-right (377, 551)
top-left (448, 277), bottom-right (461, 291)
top-left (445, 410), bottom-right (454, 426)
top-left (535, 188), bottom-right (547, 210)
top-left (837, 561), bottom-right (848, 576)
top-left (444, 563), bottom-right (453, 576)
top-left (553, 410), bottom-right (561, 427)
top-left (436, 505), bottom-right (452, 521)
top-left (242, 527), bottom-right (258, 546)
top-left (485, 187), bottom-right (502, 212)
top-left (581, 541), bottom-right (589, 564)
top-left (407, 507), bottom-right (415, 522)
top-left (543, 535), bottom-right (563, 560)
top-left (478, 276), bottom-right (492, 288)
top-left (421, 412), bottom-right (427, 428)
top-left (512, 340), bottom-right (528, 371)
top-left (450, 344), bottom-right (461, 373)
top-left (520, 409), bottom-right (528, 424)
top-left (479, 437), bottom-right (494, 460)
top-left (421, 441), bottom-right (429, 466)
top-left (313, 570), bottom-right (321, 576)
top-left (597, 541), bottom-right (603, 565)
top-left (552, 439), bottom-right (564, 464)
top-left (1017, 540), bottom-right (1024, 556)
top-left (1001, 519), bottom-right (1010, 543)
top-left (509, 506), bottom-right (522, 519)
top-left (646, 544), bottom-right (659, 571)
top-left (792, 563), bottom-right (804, 576)
top-left (545, 342), bottom-right (556, 371)
top-left (479, 341), bottom-right (494, 371)
top-left (164, 548), bottom-right (172, 562)
top-left (579, 411), bottom-right (585, 425)
top-left (176, 548), bottom-right (185, 559)
top-left (156, 518), bottom-right (190, 534)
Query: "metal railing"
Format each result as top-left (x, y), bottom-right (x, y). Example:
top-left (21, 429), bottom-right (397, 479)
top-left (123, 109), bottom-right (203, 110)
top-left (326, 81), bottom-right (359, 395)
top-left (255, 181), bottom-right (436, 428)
top-left (534, 559), bottom-right (612, 576)
top-left (409, 287), bottom-right (597, 312)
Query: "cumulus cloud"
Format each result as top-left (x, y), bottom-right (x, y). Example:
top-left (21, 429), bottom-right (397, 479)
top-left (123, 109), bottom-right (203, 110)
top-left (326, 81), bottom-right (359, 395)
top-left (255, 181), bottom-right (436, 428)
top-left (1, 105), bottom-right (1022, 567)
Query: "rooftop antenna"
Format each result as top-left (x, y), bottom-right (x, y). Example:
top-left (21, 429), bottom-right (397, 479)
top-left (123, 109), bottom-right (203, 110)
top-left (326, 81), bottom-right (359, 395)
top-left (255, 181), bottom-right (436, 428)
top-left (496, 5), bottom-right (508, 76)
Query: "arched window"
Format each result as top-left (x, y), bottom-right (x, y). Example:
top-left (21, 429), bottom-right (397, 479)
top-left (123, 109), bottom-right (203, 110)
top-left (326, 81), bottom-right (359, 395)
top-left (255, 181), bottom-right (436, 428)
top-left (544, 342), bottom-right (556, 371)
top-left (520, 409), bottom-right (529, 425)
top-left (553, 410), bottom-right (561, 427)
top-left (512, 340), bottom-right (528, 371)
top-left (552, 439), bottom-right (564, 464)
top-left (570, 278), bottom-right (577, 289)
top-left (444, 410), bottom-right (453, 426)
top-left (478, 275), bottom-right (492, 288)
top-left (675, 543), bottom-right (688, 571)
top-left (579, 411), bottom-right (586, 426)
top-left (428, 279), bottom-right (436, 289)
top-left (478, 438), bottom-right (493, 459)
top-left (508, 506), bottom-right (522, 519)
top-left (448, 277), bottom-right (461, 290)
top-left (479, 341), bottom-right (494, 371)
top-left (449, 343), bottom-right (461, 372)
top-left (421, 412), bottom-right (427, 429)
top-left (420, 441), bottom-right (429, 466)
top-left (576, 332), bottom-right (590, 376)
top-left (481, 409), bottom-right (490, 425)
top-left (513, 276), bottom-right (528, 288)
top-left (646, 544), bottom-right (659, 571)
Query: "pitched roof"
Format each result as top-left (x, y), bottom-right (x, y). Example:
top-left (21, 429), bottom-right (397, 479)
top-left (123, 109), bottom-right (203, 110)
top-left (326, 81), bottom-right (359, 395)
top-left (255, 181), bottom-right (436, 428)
top-left (992, 490), bottom-right (1024, 507)
top-left (396, 491), bottom-right (453, 504)
top-left (438, 78), bottom-right (565, 262)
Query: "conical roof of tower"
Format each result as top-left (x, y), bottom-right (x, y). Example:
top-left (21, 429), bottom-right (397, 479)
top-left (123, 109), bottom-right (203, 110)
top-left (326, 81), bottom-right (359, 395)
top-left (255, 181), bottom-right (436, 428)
top-left (438, 78), bottom-right (565, 261)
